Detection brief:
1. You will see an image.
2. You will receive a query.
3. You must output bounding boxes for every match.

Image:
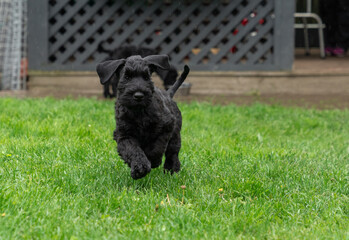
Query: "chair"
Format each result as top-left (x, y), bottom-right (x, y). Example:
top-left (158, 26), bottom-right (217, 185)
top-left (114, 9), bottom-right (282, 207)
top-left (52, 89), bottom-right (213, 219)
top-left (294, 0), bottom-right (325, 58)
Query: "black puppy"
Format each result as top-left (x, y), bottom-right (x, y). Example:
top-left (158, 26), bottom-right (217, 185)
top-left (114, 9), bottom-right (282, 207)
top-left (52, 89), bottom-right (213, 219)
top-left (98, 42), bottom-right (178, 98)
top-left (96, 55), bottom-right (189, 179)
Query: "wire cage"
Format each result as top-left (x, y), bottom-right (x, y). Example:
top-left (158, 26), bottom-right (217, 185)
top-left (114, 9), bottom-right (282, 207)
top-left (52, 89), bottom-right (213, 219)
top-left (0, 0), bottom-right (27, 90)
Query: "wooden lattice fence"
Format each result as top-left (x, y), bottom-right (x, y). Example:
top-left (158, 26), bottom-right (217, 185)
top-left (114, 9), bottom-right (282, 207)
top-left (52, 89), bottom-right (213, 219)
top-left (28, 0), bottom-right (294, 71)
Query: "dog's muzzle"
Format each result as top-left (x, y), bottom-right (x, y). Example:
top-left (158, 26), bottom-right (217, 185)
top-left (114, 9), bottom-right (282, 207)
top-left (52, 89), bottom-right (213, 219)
top-left (133, 91), bottom-right (144, 102)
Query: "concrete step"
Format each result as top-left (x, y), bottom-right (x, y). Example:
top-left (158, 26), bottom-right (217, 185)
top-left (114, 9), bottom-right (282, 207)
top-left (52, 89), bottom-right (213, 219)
top-left (25, 68), bottom-right (349, 99)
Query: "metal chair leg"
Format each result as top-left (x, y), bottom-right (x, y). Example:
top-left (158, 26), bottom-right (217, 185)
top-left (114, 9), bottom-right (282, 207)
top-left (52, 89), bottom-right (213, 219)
top-left (302, 17), bottom-right (310, 56)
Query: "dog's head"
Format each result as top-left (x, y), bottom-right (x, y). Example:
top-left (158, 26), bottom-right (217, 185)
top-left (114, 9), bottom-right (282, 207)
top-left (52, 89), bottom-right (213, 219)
top-left (97, 55), bottom-right (170, 108)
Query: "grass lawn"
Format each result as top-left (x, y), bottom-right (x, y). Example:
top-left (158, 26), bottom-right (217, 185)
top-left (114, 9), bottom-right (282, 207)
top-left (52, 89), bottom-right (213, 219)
top-left (0, 97), bottom-right (348, 239)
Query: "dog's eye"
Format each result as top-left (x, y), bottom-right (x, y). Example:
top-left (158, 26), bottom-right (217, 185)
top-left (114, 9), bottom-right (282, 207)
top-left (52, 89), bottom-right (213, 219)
top-left (124, 74), bottom-right (131, 80)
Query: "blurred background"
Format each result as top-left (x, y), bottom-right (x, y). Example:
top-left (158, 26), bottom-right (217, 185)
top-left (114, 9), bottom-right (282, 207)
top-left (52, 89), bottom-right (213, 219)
top-left (0, 0), bottom-right (348, 108)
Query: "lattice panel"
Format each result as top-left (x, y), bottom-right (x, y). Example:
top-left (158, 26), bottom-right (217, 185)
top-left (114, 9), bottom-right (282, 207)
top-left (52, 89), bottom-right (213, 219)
top-left (29, 0), bottom-right (293, 71)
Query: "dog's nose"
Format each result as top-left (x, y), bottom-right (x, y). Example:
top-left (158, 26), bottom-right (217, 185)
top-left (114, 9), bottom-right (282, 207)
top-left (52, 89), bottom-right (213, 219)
top-left (133, 92), bottom-right (144, 101)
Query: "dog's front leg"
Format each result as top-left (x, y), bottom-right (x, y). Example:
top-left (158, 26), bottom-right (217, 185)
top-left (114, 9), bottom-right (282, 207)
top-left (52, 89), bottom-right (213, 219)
top-left (117, 138), bottom-right (151, 179)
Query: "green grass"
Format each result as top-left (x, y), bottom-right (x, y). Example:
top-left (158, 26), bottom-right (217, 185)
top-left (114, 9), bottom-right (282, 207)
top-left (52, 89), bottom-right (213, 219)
top-left (0, 97), bottom-right (348, 239)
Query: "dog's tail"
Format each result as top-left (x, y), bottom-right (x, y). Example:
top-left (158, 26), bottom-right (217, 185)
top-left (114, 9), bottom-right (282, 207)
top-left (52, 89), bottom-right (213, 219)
top-left (167, 65), bottom-right (190, 98)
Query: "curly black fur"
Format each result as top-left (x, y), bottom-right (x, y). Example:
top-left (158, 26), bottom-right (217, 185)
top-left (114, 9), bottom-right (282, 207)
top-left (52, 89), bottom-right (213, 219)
top-left (96, 55), bottom-right (189, 179)
top-left (97, 42), bottom-right (178, 98)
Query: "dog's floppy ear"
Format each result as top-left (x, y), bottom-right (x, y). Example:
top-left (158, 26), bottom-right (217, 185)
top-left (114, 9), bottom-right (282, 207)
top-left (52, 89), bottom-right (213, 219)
top-left (96, 59), bottom-right (125, 85)
top-left (144, 54), bottom-right (171, 70)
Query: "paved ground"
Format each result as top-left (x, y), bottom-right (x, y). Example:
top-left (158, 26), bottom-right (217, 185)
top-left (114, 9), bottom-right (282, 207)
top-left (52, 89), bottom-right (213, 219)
top-left (175, 93), bottom-right (349, 109)
top-left (294, 50), bottom-right (349, 75)
top-left (1, 51), bottom-right (349, 110)
top-left (175, 52), bottom-right (349, 109)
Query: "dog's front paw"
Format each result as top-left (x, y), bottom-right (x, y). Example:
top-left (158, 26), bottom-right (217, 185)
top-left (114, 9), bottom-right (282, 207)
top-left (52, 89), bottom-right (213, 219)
top-left (131, 160), bottom-right (151, 179)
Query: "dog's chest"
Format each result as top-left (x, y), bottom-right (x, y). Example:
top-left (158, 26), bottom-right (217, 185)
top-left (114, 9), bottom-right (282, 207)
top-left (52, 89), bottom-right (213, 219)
top-left (116, 107), bottom-right (174, 141)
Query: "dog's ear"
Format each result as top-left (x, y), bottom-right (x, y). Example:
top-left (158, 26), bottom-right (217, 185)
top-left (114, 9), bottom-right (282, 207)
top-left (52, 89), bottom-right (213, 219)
top-left (144, 54), bottom-right (171, 70)
top-left (155, 68), bottom-right (168, 81)
top-left (96, 59), bottom-right (125, 85)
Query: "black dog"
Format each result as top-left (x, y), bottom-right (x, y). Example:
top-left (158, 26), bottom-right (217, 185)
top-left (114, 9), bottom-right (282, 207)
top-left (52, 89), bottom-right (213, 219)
top-left (96, 55), bottom-right (189, 179)
top-left (98, 42), bottom-right (178, 98)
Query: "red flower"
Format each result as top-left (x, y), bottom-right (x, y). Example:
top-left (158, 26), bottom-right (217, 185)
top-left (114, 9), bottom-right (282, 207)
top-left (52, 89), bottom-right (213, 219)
top-left (241, 18), bottom-right (248, 26)
top-left (230, 46), bottom-right (237, 53)
top-left (233, 29), bottom-right (239, 35)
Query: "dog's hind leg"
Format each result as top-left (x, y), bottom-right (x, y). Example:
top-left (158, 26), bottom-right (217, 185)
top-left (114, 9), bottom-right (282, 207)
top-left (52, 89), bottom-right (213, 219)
top-left (164, 132), bottom-right (181, 174)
